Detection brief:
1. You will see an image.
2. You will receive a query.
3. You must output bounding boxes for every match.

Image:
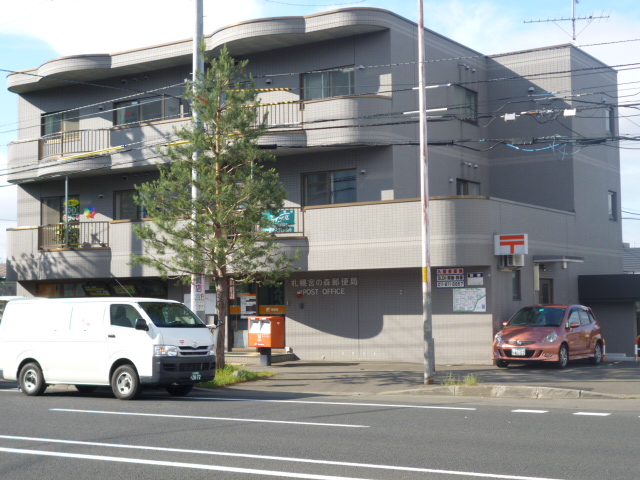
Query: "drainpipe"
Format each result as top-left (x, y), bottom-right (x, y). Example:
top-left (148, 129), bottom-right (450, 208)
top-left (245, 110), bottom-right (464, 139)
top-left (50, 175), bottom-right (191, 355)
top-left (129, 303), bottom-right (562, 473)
top-left (64, 175), bottom-right (69, 246)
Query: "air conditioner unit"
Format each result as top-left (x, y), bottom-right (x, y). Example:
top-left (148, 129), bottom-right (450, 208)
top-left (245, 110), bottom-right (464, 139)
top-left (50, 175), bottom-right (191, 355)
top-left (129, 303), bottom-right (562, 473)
top-left (504, 254), bottom-right (525, 268)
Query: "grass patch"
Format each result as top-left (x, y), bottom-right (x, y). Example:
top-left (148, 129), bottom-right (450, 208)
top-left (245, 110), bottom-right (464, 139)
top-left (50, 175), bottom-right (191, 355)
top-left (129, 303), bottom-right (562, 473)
top-left (198, 364), bottom-right (274, 388)
top-left (441, 372), bottom-right (481, 386)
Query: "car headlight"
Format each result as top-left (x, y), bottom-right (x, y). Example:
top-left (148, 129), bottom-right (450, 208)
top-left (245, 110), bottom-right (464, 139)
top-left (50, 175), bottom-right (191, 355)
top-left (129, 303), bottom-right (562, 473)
top-left (154, 345), bottom-right (178, 356)
top-left (494, 331), bottom-right (503, 342)
top-left (541, 332), bottom-right (558, 343)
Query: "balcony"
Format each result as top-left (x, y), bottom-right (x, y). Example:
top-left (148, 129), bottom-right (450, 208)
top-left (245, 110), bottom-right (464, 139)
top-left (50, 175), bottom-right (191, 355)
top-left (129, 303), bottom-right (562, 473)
top-left (39, 129), bottom-right (111, 161)
top-left (256, 102), bottom-right (302, 130)
top-left (38, 222), bottom-right (110, 250)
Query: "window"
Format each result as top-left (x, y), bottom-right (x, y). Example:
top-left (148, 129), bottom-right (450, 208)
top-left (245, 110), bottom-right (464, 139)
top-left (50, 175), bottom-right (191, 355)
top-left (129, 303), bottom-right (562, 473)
top-left (114, 96), bottom-right (182, 126)
top-left (578, 310), bottom-right (593, 326)
top-left (42, 109), bottom-right (80, 136)
top-left (511, 270), bottom-right (521, 300)
top-left (110, 304), bottom-right (139, 328)
top-left (456, 179), bottom-right (480, 196)
top-left (303, 170), bottom-right (356, 206)
top-left (114, 189), bottom-right (147, 220)
top-left (41, 195), bottom-right (80, 224)
top-left (259, 282), bottom-right (285, 306)
top-left (608, 191), bottom-right (617, 221)
top-left (567, 310), bottom-right (581, 327)
top-left (604, 106), bottom-right (615, 134)
top-left (302, 68), bottom-right (355, 101)
top-left (450, 86), bottom-right (478, 122)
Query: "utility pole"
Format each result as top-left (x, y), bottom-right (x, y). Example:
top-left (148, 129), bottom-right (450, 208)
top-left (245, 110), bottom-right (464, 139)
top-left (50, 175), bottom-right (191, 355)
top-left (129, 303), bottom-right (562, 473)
top-left (524, 0), bottom-right (609, 45)
top-left (418, 0), bottom-right (435, 385)
top-left (190, 0), bottom-right (206, 322)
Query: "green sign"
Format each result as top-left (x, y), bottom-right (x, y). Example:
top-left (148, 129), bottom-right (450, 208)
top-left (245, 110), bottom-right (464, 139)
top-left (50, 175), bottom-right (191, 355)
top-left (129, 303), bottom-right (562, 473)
top-left (264, 209), bottom-right (296, 233)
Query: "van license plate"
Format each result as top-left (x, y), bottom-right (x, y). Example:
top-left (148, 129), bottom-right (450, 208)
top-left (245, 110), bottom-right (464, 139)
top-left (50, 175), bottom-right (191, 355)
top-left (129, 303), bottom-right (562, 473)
top-left (511, 347), bottom-right (526, 356)
top-left (190, 372), bottom-right (201, 381)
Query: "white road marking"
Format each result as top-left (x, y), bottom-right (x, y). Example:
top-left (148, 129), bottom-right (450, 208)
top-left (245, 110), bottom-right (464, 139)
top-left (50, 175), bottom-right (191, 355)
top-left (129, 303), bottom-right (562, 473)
top-left (0, 446), bottom-right (372, 480)
top-left (0, 435), bottom-right (567, 480)
top-left (573, 412), bottom-right (610, 416)
top-left (50, 408), bottom-right (368, 428)
top-left (188, 396), bottom-right (477, 411)
top-left (511, 409), bottom-right (548, 414)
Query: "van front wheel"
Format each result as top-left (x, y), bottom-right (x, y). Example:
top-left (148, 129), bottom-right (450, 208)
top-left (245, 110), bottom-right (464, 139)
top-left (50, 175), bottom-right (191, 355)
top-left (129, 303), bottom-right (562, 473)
top-left (19, 362), bottom-right (47, 396)
top-left (111, 365), bottom-right (140, 400)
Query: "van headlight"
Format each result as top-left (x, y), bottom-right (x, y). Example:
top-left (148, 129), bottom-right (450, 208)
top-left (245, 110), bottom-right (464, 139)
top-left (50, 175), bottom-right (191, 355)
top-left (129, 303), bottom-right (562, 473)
top-left (494, 331), bottom-right (503, 343)
top-left (208, 345), bottom-right (214, 356)
top-left (154, 345), bottom-right (178, 356)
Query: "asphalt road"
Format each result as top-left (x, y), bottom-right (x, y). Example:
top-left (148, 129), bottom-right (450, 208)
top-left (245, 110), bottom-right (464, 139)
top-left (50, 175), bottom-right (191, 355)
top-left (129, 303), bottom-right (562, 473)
top-left (0, 381), bottom-right (637, 480)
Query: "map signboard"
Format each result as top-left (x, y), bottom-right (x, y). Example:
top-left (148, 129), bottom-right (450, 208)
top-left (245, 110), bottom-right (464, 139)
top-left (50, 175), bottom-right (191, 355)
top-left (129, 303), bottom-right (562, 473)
top-left (453, 288), bottom-right (487, 312)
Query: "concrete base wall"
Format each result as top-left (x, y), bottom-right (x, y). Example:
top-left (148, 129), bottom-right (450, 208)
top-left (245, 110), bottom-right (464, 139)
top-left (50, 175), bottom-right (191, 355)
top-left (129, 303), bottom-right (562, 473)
top-left (284, 268), bottom-right (493, 364)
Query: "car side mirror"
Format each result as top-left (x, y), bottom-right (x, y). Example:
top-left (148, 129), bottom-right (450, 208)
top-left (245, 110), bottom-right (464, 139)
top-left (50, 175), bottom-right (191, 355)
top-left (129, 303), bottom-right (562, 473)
top-left (135, 318), bottom-right (149, 331)
top-left (568, 321), bottom-right (580, 329)
top-left (502, 322), bottom-right (508, 327)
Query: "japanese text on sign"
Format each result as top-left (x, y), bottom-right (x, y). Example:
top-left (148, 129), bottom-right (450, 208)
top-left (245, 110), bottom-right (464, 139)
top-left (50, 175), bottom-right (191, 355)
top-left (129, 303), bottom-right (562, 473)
top-left (291, 277), bottom-right (358, 296)
top-left (436, 268), bottom-right (465, 288)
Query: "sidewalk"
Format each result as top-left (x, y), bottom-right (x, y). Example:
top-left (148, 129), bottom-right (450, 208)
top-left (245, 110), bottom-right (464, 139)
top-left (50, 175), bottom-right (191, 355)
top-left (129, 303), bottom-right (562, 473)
top-left (229, 360), bottom-right (640, 399)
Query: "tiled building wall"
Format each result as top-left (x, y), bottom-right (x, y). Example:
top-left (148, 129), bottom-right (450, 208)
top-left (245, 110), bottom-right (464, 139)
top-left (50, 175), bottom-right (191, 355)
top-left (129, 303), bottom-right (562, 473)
top-left (284, 268), bottom-right (493, 363)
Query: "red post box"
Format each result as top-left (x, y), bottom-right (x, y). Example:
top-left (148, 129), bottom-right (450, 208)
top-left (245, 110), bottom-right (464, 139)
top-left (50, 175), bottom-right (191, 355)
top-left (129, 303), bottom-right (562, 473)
top-left (248, 316), bottom-right (285, 348)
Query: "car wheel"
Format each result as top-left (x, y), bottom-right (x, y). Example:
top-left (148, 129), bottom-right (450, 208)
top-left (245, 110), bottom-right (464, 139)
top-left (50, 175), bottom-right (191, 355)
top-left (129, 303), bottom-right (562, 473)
top-left (556, 344), bottom-right (569, 369)
top-left (589, 342), bottom-right (603, 365)
top-left (75, 385), bottom-right (97, 394)
top-left (165, 384), bottom-right (194, 396)
top-left (111, 365), bottom-right (140, 400)
top-left (495, 360), bottom-right (509, 368)
top-left (19, 362), bottom-right (47, 396)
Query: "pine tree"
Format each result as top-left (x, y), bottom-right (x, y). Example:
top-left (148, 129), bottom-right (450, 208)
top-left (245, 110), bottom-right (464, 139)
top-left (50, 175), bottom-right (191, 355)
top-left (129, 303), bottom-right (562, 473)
top-left (133, 46), bottom-right (295, 368)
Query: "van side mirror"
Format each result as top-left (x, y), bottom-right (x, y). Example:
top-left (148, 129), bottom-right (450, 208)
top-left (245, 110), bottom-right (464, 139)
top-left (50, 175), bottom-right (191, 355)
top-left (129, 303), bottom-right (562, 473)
top-left (135, 318), bottom-right (149, 331)
top-left (206, 314), bottom-right (219, 329)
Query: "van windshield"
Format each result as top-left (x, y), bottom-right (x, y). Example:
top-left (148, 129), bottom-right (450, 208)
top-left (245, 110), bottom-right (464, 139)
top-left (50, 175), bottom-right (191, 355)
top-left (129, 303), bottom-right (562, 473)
top-left (137, 302), bottom-right (206, 328)
top-left (508, 307), bottom-right (566, 327)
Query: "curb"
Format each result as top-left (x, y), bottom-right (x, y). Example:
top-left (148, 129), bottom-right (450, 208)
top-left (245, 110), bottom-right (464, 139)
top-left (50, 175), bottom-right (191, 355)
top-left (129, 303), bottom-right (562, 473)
top-left (385, 384), bottom-right (632, 399)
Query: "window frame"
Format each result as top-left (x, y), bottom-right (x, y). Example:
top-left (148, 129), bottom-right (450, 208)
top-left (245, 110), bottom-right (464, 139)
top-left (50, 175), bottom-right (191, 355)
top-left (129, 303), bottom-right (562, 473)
top-left (302, 169), bottom-right (357, 207)
top-left (41, 109), bottom-right (80, 136)
top-left (114, 189), bottom-right (147, 220)
top-left (41, 194), bottom-right (80, 224)
top-left (511, 270), bottom-right (521, 300)
top-left (113, 96), bottom-right (185, 127)
top-left (608, 190), bottom-right (618, 221)
top-left (604, 106), bottom-right (615, 135)
top-left (450, 85), bottom-right (478, 123)
top-left (302, 67), bottom-right (355, 101)
top-left (456, 179), bottom-right (480, 196)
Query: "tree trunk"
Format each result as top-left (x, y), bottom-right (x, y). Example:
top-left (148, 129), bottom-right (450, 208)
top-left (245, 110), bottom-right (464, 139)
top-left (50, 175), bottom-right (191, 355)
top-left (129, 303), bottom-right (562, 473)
top-left (215, 275), bottom-right (229, 369)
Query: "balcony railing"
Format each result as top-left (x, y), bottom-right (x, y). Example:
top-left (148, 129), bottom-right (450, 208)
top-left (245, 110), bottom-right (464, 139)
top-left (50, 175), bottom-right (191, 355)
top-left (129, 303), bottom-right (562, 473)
top-left (39, 129), bottom-right (111, 160)
top-left (39, 222), bottom-right (110, 250)
top-left (255, 101), bottom-right (302, 130)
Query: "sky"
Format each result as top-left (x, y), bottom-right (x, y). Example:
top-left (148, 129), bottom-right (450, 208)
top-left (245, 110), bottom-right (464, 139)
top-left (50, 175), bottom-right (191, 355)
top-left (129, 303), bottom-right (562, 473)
top-left (1, 0), bottom-right (640, 262)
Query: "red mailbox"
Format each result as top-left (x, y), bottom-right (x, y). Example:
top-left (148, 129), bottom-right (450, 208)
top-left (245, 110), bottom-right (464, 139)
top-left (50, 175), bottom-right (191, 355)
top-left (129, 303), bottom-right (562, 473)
top-left (248, 316), bottom-right (285, 348)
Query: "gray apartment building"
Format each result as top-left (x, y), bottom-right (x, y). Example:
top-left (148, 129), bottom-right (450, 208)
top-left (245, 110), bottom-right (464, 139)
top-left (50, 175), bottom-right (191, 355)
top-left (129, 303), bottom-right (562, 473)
top-left (5, 8), bottom-right (625, 363)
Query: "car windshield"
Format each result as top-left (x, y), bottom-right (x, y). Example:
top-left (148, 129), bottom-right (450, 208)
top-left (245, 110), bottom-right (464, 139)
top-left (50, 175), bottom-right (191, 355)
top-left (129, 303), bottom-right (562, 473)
top-left (508, 307), bottom-right (565, 327)
top-left (137, 302), bottom-right (206, 328)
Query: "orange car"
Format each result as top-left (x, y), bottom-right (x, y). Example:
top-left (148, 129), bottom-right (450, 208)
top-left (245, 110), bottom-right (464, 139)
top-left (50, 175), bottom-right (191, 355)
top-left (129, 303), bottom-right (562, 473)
top-left (493, 304), bottom-right (604, 368)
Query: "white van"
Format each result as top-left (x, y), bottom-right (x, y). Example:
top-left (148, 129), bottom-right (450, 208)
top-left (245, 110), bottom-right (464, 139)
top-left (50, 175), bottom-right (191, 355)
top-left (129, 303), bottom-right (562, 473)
top-left (0, 297), bottom-right (216, 399)
top-left (0, 296), bottom-right (25, 323)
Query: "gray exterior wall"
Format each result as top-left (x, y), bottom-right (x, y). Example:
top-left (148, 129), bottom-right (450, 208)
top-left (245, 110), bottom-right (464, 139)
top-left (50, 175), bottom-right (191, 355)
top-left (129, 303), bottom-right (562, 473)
top-left (5, 8), bottom-right (624, 364)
